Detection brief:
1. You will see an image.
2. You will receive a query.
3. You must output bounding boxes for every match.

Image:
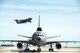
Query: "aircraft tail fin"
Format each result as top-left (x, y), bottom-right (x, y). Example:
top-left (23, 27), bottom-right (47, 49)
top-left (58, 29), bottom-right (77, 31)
top-left (15, 19), bottom-right (18, 23)
top-left (38, 15), bottom-right (40, 27)
top-left (37, 15), bottom-right (42, 31)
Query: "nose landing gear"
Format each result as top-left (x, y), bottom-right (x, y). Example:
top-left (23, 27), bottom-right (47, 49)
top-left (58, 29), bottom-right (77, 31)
top-left (49, 48), bottom-right (53, 52)
top-left (37, 47), bottom-right (41, 52)
top-left (24, 48), bottom-right (30, 52)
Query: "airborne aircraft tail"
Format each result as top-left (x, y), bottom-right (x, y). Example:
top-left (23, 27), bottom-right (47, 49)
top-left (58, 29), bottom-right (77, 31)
top-left (15, 19), bottom-right (19, 23)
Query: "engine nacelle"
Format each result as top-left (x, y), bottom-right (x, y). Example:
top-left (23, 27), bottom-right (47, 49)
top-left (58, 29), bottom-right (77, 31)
top-left (17, 43), bottom-right (23, 49)
top-left (55, 43), bottom-right (61, 49)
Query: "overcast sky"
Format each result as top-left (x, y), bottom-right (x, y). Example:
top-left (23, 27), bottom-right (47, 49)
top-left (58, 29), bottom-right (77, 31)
top-left (0, 0), bottom-right (80, 42)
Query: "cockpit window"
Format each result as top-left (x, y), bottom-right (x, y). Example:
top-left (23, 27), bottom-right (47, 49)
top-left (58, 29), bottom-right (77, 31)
top-left (37, 35), bottom-right (44, 36)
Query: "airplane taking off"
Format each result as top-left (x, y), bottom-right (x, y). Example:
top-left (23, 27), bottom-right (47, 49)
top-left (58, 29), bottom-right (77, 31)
top-left (0, 16), bottom-right (80, 52)
top-left (15, 18), bottom-right (32, 24)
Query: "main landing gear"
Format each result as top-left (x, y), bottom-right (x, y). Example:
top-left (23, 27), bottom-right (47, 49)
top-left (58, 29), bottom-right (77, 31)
top-left (49, 44), bottom-right (54, 52)
top-left (24, 48), bottom-right (30, 51)
top-left (24, 43), bottom-right (30, 52)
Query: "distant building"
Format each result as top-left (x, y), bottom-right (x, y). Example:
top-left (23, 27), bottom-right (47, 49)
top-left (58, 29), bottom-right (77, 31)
top-left (1, 44), bottom-right (14, 46)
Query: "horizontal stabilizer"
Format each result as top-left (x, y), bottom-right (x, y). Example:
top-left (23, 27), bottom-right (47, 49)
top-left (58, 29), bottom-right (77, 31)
top-left (47, 35), bottom-right (61, 39)
top-left (17, 35), bottom-right (32, 38)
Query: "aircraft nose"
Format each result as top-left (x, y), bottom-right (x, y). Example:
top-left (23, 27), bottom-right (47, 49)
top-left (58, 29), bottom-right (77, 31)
top-left (37, 37), bottom-right (41, 41)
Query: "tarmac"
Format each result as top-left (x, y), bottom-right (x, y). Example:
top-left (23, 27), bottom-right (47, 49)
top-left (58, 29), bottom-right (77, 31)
top-left (0, 46), bottom-right (80, 53)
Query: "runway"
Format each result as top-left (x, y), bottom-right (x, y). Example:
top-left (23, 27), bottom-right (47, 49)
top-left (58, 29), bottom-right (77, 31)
top-left (0, 46), bottom-right (80, 53)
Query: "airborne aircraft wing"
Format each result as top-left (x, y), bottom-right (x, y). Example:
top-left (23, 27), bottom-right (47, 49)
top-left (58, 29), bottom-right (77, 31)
top-left (46, 41), bottom-right (80, 44)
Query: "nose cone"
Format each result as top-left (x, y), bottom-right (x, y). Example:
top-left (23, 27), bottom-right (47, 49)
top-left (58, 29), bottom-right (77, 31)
top-left (37, 37), bottom-right (41, 41)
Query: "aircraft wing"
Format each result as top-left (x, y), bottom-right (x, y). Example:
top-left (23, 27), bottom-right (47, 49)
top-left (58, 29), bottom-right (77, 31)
top-left (46, 41), bottom-right (80, 44)
top-left (0, 40), bottom-right (29, 43)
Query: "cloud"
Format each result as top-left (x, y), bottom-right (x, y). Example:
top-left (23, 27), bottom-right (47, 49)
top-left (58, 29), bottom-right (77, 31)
top-left (0, 0), bottom-right (79, 16)
top-left (1, 3), bottom-right (78, 11)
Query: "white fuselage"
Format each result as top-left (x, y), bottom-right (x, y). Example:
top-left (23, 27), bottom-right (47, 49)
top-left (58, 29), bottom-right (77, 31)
top-left (30, 31), bottom-right (46, 47)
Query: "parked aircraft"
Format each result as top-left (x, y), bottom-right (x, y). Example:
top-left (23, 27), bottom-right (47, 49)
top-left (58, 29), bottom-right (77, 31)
top-left (0, 16), bottom-right (80, 52)
top-left (15, 18), bottom-right (32, 24)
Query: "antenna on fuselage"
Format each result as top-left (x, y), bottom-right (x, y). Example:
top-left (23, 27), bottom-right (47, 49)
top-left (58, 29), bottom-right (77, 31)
top-left (37, 15), bottom-right (42, 31)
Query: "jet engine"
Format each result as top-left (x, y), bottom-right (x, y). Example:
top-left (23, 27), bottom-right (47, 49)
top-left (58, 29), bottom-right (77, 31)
top-left (55, 43), bottom-right (61, 49)
top-left (17, 42), bottom-right (23, 49)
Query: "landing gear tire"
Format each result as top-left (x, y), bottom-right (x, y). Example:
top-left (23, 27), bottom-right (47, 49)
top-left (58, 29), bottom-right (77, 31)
top-left (24, 48), bottom-right (30, 52)
top-left (49, 48), bottom-right (53, 52)
top-left (37, 48), bottom-right (41, 52)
